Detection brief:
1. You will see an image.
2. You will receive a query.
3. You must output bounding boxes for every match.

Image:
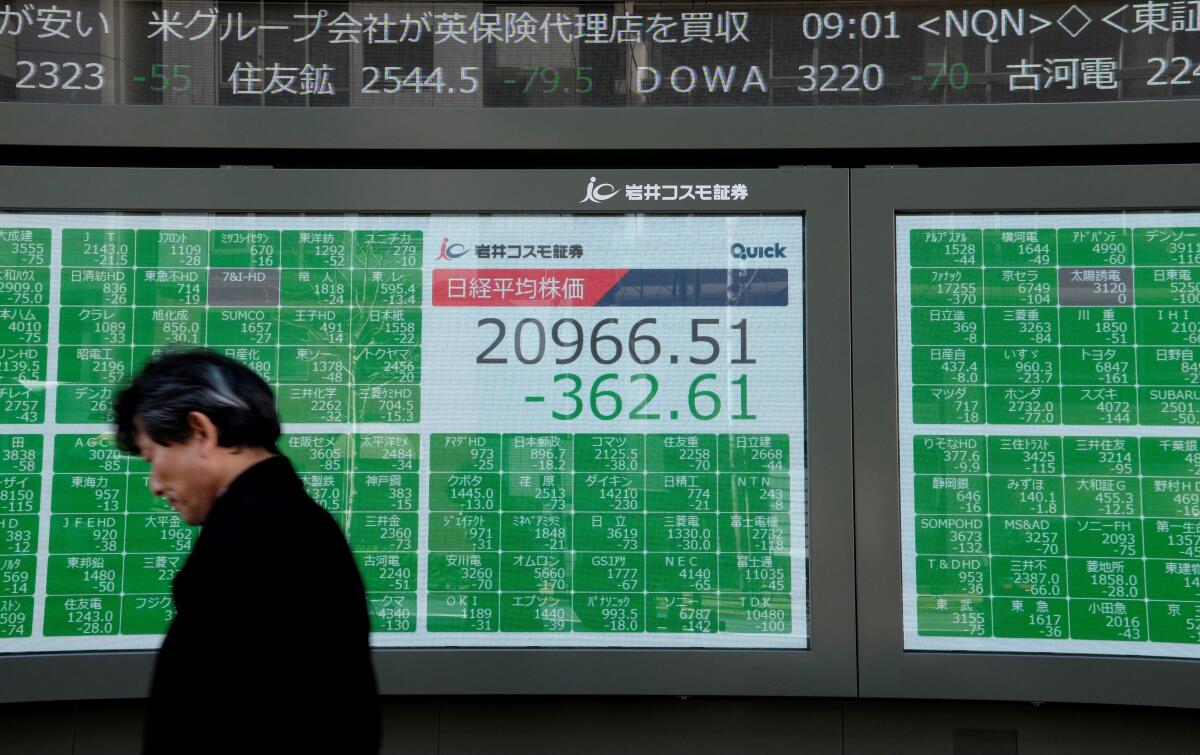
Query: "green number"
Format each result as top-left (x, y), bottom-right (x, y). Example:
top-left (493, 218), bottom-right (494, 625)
top-left (928, 61), bottom-right (969, 90)
top-left (731, 374), bottom-right (756, 420)
top-left (576, 66), bottom-right (594, 94)
top-left (552, 373), bottom-right (583, 420)
top-left (629, 374), bottom-right (659, 419)
top-left (173, 64), bottom-right (191, 91)
top-left (149, 64), bottom-right (191, 92)
top-left (589, 373), bottom-right (622, 421)
top-left (523, 66), bottom-right (540, 94)
top-left (688, 374), bottom-right (721, 420)
top-left (149, 63), bottom-right (167, 92)
top-left (543, 67), bottom-right (560, 94)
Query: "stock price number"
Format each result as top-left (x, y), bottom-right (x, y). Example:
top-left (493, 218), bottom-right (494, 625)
top-left (475, 316), bottom-right (754, 366)
top-left (16, 61), bottom-right (104, 90)
top-left (544, 372), bottom-right (755, 422)
top-left (474, 316), bottom-right (758, 422)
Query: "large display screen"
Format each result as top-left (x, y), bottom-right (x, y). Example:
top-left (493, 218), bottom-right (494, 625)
top-left (0, 213), bottom-right (806, 652)
top-left (899, 212), bottom-right (1200, 658)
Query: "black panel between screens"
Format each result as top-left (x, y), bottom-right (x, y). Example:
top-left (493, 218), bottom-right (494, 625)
top-left (0, 143), bottom-right (1194, 172)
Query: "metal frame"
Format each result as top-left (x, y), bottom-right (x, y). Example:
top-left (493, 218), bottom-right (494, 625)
top-left (0, 166), bottom-right (855, 701)
top-left (852, 164), bottom-right (1200, 709)
top-left (2, 101), bottom-right (1199, 150)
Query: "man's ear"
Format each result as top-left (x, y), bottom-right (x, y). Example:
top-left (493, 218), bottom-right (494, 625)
top-left (186, 412), bottom-right (220, 455)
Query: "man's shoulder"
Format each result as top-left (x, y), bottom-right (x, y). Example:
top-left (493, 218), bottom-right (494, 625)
top-left (201, 456), bottom-right (351, 553)
top-left (218, 456), bottom-right (316, 514)
top-left (212, 472), bottom-right (332, 536)
top-left (231, 488), bottom-right (335, 530)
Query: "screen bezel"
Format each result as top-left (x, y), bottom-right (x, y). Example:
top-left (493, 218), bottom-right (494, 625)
top-left (2, 101), bottom-right (1199, 151)
top-left (0, 166), bottom-right (854, 701)
top-left (852, 164), bottom-right (1200, 708)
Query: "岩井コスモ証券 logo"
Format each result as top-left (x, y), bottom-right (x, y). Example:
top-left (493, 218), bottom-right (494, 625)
top-left (437, 238), bottom-right (469, 260)
top-left (582, 178), bottom-right (750, 203)
top-left (581, 177), bottom-right (620, 204)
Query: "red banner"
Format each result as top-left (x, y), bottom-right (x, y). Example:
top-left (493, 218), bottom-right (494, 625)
top-left (433, 269), bottom-right (629, 307)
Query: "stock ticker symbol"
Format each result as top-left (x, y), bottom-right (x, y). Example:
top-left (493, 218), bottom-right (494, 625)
top-left (437, 237), bottom-right (469, 260)
top-left (580, 176), bottom-right (619, 204)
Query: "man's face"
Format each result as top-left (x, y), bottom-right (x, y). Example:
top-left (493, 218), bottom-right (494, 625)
top-left (134, 420), bottom-right (220, 526)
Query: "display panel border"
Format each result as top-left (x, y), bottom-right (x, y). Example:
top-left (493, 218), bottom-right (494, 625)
top-left (2, 101), bottom-right (1199, 151)
top-left (852, 164), bottom-right (1200, 708)
top-left (0, 166), bottom-right (854, 701)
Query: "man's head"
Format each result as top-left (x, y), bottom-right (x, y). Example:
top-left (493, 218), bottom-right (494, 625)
top-left (115, 350), bottom-right (280, 526)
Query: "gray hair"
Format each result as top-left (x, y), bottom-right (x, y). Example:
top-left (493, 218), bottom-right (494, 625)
top-left (114, 350), bottom-right (280, 454)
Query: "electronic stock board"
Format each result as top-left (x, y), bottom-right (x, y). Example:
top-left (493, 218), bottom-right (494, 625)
top-left (0, 168), bottom-right (856, 700)
top-left (856, 165), bottom-right (1200, 709)
top-left (899, 213), bottom-right (1200, 657)
top-left (0, 212), bottom-right (805, 650)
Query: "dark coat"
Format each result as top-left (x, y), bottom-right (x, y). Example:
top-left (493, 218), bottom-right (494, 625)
top-left (143, 455), bottom-right (380, 754)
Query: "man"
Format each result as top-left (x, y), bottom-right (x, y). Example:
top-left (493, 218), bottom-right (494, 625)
top-left (115, 350), bottom-right (380, 754)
